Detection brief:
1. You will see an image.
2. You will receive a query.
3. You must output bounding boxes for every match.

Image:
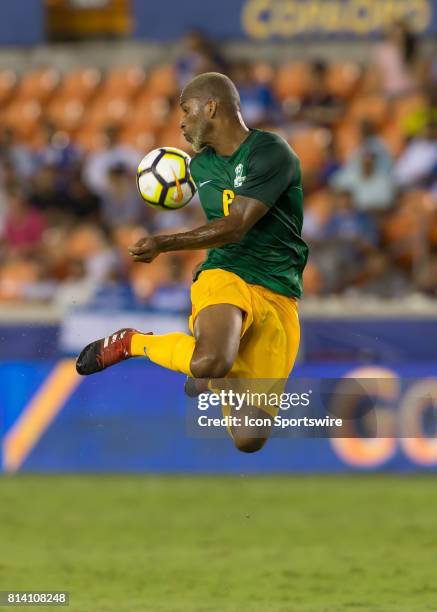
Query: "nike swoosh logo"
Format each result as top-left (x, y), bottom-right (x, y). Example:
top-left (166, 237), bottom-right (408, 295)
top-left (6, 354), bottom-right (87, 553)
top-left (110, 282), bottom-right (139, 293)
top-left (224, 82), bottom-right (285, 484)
top-left (199, 180), bottom-right (212, 187)
top-left (172, 169), bottom-right (184, 203)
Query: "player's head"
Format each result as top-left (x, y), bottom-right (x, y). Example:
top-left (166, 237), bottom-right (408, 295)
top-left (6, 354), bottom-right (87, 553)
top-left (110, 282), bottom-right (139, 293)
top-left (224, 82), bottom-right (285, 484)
top-left (180, 72), bottom-right (241, 152)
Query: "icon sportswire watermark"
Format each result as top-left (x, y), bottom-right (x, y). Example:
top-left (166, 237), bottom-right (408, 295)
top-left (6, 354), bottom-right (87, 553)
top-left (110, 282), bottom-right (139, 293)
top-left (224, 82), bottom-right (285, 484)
top-left (194, 387), bottom-right (341, 432)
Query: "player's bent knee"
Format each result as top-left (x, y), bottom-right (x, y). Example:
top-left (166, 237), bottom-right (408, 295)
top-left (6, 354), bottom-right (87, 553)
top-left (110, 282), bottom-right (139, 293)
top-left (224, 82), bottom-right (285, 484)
top-left (234, 437), bottom-right (268, 454)
top-left (190, 351), bottom-right (234, 379)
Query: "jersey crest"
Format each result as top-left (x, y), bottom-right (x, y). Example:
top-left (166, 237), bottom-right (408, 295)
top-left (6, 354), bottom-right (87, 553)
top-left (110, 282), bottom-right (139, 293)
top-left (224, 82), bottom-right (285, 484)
top-left (233, 163), bottom-right (246, 188)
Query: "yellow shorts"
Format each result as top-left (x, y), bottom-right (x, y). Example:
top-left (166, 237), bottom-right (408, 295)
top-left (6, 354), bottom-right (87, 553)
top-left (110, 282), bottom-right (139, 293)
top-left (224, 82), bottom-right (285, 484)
top-left (189, 268), bottom-right (300, 380)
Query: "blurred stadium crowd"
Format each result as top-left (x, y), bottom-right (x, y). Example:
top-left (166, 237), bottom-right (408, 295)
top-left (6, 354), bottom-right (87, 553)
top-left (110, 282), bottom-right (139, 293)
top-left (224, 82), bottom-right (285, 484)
top-left (0, 22), bottom-right (436, 310)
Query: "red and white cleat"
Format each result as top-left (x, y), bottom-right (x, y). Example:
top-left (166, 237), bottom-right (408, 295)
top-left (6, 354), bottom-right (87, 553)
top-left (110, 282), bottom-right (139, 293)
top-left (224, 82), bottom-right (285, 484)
top-left (75, 328), bottom-right (152, 375)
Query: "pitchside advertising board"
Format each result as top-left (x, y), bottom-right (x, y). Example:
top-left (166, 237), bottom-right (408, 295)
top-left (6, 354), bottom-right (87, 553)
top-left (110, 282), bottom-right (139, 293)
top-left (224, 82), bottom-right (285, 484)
top-left (2, 0), bottom-right (435, 45)
top-left (1, 360), bottom-right (437, 473)
top-left (133, 0), bottom-right (436, 41)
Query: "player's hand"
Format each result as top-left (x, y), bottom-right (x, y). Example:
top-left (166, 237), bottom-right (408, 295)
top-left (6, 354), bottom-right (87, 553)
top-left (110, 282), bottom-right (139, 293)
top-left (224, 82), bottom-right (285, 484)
top-left (128, 236), bottom-right (161, 263)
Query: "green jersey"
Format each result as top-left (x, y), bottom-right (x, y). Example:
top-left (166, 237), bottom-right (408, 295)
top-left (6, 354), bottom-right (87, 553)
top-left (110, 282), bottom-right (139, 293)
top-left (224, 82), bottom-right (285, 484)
top-left (190, 129), bottom-right (308, 298)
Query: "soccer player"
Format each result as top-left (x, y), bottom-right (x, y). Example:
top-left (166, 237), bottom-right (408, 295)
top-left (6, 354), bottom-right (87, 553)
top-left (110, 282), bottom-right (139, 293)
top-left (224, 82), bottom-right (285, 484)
top-left (76, 72), bottom-right (309, 453)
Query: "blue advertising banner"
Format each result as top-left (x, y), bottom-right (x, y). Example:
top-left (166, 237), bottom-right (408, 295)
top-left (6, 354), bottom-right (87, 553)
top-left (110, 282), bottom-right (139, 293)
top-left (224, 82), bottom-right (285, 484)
top-left (2, 359), bottom-right (437, 474)
top-left (2, 315), bottom-right (437, 362)
top-left (133, 0), bottom-right (436, 41)
top-left (302, 318), bottom-right (437, 363)
top-left (0, 0), bottom-right (44, 46)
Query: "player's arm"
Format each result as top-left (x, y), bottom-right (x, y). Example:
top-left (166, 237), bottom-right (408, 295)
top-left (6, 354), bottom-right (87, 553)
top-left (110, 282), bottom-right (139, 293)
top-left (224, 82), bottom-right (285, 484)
top-left (128, 196), bottom-right (268, 263)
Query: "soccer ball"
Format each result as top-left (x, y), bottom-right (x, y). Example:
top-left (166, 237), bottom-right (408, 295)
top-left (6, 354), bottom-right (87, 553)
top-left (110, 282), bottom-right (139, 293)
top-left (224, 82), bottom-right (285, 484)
top-left (137, 147), bottom-right (196, 210)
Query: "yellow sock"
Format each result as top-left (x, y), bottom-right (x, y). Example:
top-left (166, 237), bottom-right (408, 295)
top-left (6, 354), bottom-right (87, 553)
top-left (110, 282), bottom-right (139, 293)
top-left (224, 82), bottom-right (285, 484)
top-left (130, 332), bottom-right (195, 376)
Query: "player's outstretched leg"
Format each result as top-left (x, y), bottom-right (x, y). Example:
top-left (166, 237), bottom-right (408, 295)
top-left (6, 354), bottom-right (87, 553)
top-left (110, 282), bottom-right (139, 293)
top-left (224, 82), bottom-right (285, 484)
top-left (76, 328), bottom-right (151, 375)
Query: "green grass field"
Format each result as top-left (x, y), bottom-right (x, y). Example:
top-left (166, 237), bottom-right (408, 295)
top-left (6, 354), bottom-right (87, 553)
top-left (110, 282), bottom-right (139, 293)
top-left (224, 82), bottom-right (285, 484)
top-left (1, 475), bottom-right (437, 612)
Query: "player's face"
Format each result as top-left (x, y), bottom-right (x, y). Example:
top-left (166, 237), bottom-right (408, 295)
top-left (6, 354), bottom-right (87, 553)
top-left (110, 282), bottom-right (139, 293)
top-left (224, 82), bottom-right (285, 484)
top-left (180, 98), bottom-right (210, 153)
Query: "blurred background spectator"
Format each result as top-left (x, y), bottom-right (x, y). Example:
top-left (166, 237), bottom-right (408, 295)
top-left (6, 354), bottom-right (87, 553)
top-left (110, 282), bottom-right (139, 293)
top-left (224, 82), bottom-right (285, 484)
top-left (176, 29), bottom-right (226, 88)
top-left (371, 19), bottom-right (422, 99)
top-left (230, 61), bottom-right (280, 127)
top-left (297, 60), bottom-right (345, 128)
top-left (330, 148), bottom-right (395, 213)
top-left (2, 184), bottom-right (46, 255)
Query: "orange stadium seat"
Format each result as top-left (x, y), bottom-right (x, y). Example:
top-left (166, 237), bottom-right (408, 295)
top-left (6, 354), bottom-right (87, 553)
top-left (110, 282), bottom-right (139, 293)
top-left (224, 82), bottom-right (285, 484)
top-left (46, 96), bottom-right (85, 132)
top-left (113, 224), bottom-right (148, 249)
top-left (156, 124), bottom-right (192, 153)
top-left (429, 209), bottom-right (437, 249)
top-left (112, 224), bottom-right (148, 270)
top-left (403, 190), bottom-right (435, 216)
top-left (326, 62), bottom-right (361, 99)
top-left (0, 69), bottom-right (18, 107)
top-left (83, 94), bottom-right (132, 129)
top-left (347, 95), bottom-right (388, 127)
top-left (0, 259), bottom-right (39, 302)
top-left (129, 265), bottom-right (157, 300)
top-left (119, 126), bottom-right (156, 152)
top-left (17, 68), bottom-right (60, 102)
top-left (58, 67), bottom-right (102, 102)
top-left (334, 119), bottom-right (361, 161)
top-left (128, 93), bottom-right (172, 131)
top-left (357, 64), bottom-right (380, 97)
top-left (274, 62), bottom-right (311, 100)
top-left (289, 127), bottom-right (330, 172)
top-left (382, 190), bottom-right (434, 267)
top-left (102, 66), bottom-right (146, 98)
top-left (146, 64), bottom-right (178, 98)
top-left (1, 98), bottom-right (42, 139)
top-left (74, 126), bottom-right (108, 152)
top-left (66, 224), bottom-right (109, 260)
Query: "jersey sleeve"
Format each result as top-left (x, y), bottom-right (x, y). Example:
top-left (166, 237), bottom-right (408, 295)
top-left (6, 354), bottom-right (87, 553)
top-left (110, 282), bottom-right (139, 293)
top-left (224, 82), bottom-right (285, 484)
top-left (235, 134), bottom-right (299, 208)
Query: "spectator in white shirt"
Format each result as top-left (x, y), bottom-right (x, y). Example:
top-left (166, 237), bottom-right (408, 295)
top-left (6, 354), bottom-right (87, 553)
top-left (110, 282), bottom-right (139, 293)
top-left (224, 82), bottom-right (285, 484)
top-left (84, 125), bottom-right (140, 196)
top-left (331, 150), bottom-right (395, 212)
top-left (372, 19), bottom-right (421, 98)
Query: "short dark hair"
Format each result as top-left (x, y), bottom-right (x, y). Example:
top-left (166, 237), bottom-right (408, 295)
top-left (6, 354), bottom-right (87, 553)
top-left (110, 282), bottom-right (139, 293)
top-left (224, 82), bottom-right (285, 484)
top-left (181, 72), bottom-right (240, 112)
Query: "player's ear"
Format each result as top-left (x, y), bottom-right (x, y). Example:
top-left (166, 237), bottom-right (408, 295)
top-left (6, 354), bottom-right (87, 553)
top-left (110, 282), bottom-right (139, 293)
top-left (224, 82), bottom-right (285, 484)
top-left (204, 99), bottom-right (217, 118)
